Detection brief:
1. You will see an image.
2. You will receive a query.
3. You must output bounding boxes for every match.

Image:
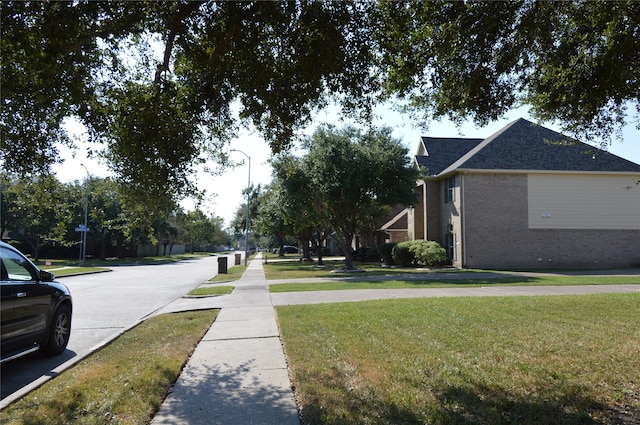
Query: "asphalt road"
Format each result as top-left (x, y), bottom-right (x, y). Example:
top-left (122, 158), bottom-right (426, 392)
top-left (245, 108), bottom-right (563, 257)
top-left (0, 254), bottom-right (231, 405)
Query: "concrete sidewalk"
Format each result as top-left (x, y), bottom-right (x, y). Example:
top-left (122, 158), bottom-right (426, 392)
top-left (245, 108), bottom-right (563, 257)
top-left (151, 254), bottom-right (299, 425)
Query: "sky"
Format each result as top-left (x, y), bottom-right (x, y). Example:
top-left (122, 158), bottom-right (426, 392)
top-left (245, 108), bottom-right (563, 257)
top-left (53, 104), bottom-right (640, 228)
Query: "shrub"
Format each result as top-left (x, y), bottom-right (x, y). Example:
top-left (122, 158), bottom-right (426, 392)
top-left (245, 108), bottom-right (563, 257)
top-left (391, 240), bottom-right (448, 267)
top-left (392, 241), bottom-right (414, 266)
top-left (378, 242), bottom-right (396, 265)
top-left (410, 240), bottom-right (448, 267)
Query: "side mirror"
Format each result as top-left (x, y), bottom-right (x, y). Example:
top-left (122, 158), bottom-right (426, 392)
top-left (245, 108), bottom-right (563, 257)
top-left (39, 270), bottom-right (55, 282)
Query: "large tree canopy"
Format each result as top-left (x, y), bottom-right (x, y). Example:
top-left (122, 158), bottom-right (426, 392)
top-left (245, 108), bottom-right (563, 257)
top-left (302, 125), bottom-right (419, 269)
top-left (1, 1), bottom-right (377, 216)
top-left (376, 0), bottom-right (640, 144)
top-left (2, 1), bottom-right (638, 210)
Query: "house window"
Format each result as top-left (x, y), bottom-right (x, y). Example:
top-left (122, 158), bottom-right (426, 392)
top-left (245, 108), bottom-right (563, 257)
top-left (445, 230), bottom-right (456, 261)
top-left (444, 176), bottom-right (455, 203)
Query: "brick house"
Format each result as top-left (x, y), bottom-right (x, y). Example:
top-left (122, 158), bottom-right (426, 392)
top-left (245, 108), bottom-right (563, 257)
top-left (381, 118), bottom-right (640, 269)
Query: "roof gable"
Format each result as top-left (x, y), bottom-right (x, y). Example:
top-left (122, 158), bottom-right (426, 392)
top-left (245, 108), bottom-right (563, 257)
top-left (416, 137), bottom-right (483, 176)
top-left (380, 208), bottom-right (408, 231)
top-left (419, 118), bottom-right (640, 177)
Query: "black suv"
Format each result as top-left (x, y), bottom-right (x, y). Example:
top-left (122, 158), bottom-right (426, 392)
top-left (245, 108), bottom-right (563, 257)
top-left (1, 241), bottom-right (72, 363)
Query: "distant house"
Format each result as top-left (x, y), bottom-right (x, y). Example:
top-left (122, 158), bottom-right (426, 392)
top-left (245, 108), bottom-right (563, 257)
top-left (381, 118), bottom-right (640, 269)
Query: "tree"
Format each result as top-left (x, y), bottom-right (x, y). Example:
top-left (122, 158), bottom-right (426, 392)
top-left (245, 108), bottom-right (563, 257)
top-left (303, 125), bottom-right (419, 270)
top-left (179, 209), bottom-right (218, 253)
top-left (271, 154), bottom-right (332, 264)
top-left (255, 181), bottom-right (290, 256)
top-left (376, 0), bottom-right (640, 146)
top-left (230, 184), bottom-right (263, 247)
top-left (1, 1), bottom-right (377, 184)
top-left (0, 1), bottom-right (130, 175)
top-left (99, 81), bottom-right (204, 232)
top-left (2, 175), bottom-right (70, 260)
top-left (84, 177), bottom-right (128, 260)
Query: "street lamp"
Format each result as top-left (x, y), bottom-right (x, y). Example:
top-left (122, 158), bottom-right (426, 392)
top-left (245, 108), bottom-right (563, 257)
top-left (80, 164), bottom-right (90, 265)
top-left (230, 149), bottom-right (251, 266)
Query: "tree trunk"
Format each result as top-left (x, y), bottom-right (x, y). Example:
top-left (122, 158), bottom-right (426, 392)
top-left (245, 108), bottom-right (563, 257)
top-left (301, 243), bottom-right (312, 261)
top-left (343, 230), bottom-right (355, 270)
top-left (314, 229), bottom-right (326, 266)
top-left (33, 237), bottom-right (42, 262)
top-left (299, 233), bottom-right (313, 261)
top-left (313, 241), bottom-right (323, 266)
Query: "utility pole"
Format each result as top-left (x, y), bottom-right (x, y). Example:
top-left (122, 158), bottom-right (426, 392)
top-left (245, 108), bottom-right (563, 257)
top-left (231, 150), bottom-right (251, 266)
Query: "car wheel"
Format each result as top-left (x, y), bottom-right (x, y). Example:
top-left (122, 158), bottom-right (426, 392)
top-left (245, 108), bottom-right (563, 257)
top-left (41, 304), bottom-right (71, 356)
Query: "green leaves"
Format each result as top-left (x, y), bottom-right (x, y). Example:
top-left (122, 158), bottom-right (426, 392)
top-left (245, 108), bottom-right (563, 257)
top-left (377, 0), bottom-right (640, 142)
top-left (100, 81), bottom-right (202, 228)
top-left (302, 125), bottom-right (419, 268)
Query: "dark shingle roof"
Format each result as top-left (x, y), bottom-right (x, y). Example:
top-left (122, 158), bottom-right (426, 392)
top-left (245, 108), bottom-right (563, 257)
top-left (416, 137), bottom-right (483, 176)
top-left (418, 118), bottom-right (640, 177)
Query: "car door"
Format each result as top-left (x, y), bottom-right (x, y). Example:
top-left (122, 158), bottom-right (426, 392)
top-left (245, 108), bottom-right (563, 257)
top-left (1, 258), bottom-right (17, 349)
top-left (0, 247), bottom-right (49, 352)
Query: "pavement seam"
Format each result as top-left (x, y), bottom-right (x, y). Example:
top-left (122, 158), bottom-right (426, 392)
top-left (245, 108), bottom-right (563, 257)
top-left (205, 335), bottom-right (281, 342)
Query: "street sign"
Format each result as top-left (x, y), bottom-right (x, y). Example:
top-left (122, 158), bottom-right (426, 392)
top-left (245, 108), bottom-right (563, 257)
top-left (75, 225), bottom-right (89, 232)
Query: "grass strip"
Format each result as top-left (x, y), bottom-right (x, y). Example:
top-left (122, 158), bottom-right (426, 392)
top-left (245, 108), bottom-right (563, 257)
top-left (278, 293), bottom-right (640, 424)
top-left (33, 252), bottom-right (216, 268)
top-left (188, 285), bottom-right (235, 296)
top-left (49, 267), bottom-right (110, 277)
top-left (208, 253), bottom-right (258, 283)
top-left (209, 263), bottom-right (247, 283)
top-left (269, 274), bottom-right (640, 292)
top-left (1, 310), bottom-right (217, 425)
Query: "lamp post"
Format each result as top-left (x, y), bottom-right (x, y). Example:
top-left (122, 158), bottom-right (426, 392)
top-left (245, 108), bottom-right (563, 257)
top-left (80, 164), bottom-right (89, 266)
top-left (231, 149), bottom-right (251, 266)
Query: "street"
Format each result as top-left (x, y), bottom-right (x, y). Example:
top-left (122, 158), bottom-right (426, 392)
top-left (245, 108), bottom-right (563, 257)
top-left (1, 254), bottom-right (230, 404)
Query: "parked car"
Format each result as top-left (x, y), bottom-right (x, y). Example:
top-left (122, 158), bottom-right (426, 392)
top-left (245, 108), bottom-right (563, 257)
top-left (1, 241), bottom-right (72, 363)
top-left (282, 245), bottom-right (299, 254)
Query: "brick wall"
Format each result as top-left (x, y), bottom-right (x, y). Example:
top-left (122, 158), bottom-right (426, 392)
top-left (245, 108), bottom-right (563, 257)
top-left (461, 173), bottom-right (640, 269)
top-left (425, 180), bottom-right (443, 244)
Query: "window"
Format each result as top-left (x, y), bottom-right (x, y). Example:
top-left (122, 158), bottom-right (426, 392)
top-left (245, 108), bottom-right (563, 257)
top-left (446, 223), bottom-right (456, 261)
top-left (444, 176), bottom-right (455, 203)
top-left (1, 249), bottom-right (36, 281)
top-left (445, 229), bottom-right (456, 261)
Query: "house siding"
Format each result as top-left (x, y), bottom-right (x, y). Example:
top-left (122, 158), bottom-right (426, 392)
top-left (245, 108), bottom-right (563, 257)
top-left (386, 230), bottom-right (409, 243)
top-left (461, 173), bottom-right (640, 268)
top-left (528, 174), bottom-right (640, 229)
top-left (408, 185), bottom-right (423, 240)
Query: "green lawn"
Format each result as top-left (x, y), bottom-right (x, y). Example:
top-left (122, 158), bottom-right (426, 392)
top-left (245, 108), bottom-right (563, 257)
top-left (47, 266), bottom-right (110, 277)
top-left (188, 285), bottom-right (235, 296)
top-left (263, 258), bottom-right (449, 280)
top-left (269, 273), bottom-right (640, 292)
top-left (278, 293), bottom-right (640, 424)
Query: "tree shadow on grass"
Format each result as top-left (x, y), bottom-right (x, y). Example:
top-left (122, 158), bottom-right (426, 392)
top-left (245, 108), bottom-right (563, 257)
top-left (339, 272), bottom-right (542, 286)
top-left (298, 376), bottom-right (637, 425)
top-left (434, 383), bottom-right (604, 425)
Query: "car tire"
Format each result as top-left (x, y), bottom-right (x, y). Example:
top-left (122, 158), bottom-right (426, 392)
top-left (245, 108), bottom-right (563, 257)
top-left (40, 304), bottom-right (71, 356)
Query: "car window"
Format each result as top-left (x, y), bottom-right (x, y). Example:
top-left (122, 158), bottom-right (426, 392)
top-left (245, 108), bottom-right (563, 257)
top-left (0, 248), bottom-right (37, 281)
